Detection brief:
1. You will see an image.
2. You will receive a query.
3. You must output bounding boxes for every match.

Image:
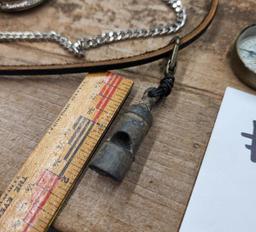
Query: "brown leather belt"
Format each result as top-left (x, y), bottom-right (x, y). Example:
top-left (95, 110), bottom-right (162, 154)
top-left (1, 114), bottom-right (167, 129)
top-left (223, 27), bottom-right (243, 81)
top-left (0, 0), bottom-right (219, 75)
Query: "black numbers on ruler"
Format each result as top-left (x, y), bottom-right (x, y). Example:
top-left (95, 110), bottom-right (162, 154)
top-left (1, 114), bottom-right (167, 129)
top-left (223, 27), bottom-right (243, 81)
top-left (60, 176), bottom-right (70, 184)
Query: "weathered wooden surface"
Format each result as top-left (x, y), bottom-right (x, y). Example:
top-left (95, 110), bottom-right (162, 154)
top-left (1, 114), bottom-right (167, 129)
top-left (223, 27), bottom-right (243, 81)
top-left (0, 0), bottom-right (255, 231)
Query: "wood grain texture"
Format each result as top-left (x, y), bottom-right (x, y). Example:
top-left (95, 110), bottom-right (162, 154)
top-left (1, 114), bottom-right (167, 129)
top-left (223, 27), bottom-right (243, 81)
top-left (0, 0), bottom-right (255, 231)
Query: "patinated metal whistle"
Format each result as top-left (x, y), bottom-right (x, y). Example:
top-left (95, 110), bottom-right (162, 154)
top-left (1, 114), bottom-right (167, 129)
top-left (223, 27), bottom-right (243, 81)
top-left (90, 38), bottom-right (180, 181)
top-left (90, 90), bottom-right (158, 181)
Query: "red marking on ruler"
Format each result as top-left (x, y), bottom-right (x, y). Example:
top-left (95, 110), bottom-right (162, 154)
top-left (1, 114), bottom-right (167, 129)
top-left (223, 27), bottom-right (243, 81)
top-left (93, 73), bottom-right (122, 123)
top-left (96, 74), bottom-right (116, 109)
top-left (98, 73), bottom-right (114, 99)
top-left (23, 170), bottom-right (59, 232)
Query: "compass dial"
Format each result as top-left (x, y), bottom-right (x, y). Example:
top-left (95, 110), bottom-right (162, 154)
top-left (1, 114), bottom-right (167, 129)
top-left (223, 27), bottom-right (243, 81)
top-left (238, 36), bottom-right (256, 73)
top-left (231, 24), bottom-right (256, 89)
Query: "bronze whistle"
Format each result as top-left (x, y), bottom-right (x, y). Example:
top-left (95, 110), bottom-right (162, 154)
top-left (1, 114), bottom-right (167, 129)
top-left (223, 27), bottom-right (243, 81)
top-left (90, 90), bottom-right (158, 181)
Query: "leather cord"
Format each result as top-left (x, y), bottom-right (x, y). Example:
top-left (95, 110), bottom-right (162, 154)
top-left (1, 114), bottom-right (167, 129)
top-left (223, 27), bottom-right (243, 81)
top-left (0, 0), bottom-right (219, 75)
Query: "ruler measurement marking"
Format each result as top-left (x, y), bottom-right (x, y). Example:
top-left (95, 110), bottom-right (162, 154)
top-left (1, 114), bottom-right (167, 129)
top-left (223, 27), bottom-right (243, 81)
top-left (98, 91), bottom-right (124, 104)
top-left (38, 218), bottom-right (48, 226)
top-left (87, 134), bottom-right (98, 142)
top-left (47, 196), bottom-right (62, 207)
top-left (47, 200), bottom-right (59, 208)
top-left (33, 221), bottom-right (45, 230)
top-left (56, 184), bottom-right (69, 192)
top-left (65, 170), bottom-right (78, 179)
top-left (32, 185), bottom-right (61, 202)
top-left (60, 123), bottom-right (94, 176)
top-left (75, 157), bottom-right (86, 165)
top-left (91, 107), bottom-right (107, 115)
top-left (96, 79), bottom-right (122, 112)
top-left (70, 161), bottom-right (82, 170)
top-left (23, 220), bottom-right (43, 232)
top-left (98, 94), bottom-right (120, 104)
top-left (33, 213), bottom-right (51, 223)
top-left (64, 119), bottom-right (91, 161)
top-left (37, 207), bottom-right (53, 218)
top-left (42, 208), bottom-right (55, 217)
top-left (93, 75), bottom-right (122, 123)
top-left (72, 115), bottom-right (84, 130)
top-left (38, 218), bottom-right (47, 224)
top-left (68, 116), bottom-right (87, 146)
top-left (50, 191), bottom-right (64, 201)
top-left (78, 147), bottom-right (90, 156)
top-left (23, 223), bottom-right (41, 232)
top-left (79, 146), bottom-right (92, 154)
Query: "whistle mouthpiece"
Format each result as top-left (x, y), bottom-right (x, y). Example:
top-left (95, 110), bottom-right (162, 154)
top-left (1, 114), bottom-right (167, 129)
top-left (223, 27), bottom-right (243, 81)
top-left (89, 103), bottom-right (153, 181)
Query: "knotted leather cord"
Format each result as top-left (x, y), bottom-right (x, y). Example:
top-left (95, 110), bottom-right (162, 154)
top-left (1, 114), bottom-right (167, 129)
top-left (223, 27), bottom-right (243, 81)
top-left (0, 0), bottom-right (218, 75)
top-left (148, 71), bottom-right (176, 98)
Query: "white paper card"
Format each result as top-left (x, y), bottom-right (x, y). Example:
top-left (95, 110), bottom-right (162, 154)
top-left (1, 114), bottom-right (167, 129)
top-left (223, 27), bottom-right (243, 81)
top-left (180, 87), bottom-right (256, 232)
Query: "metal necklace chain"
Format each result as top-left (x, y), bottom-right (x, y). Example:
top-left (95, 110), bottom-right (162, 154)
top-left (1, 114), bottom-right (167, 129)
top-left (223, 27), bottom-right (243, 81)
top-left (0, 0), bottom-right (186, 57)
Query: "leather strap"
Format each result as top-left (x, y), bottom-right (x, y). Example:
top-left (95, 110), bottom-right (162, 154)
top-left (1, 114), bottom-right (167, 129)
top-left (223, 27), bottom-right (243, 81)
top-left (0, 0), bottom-right (218, 75)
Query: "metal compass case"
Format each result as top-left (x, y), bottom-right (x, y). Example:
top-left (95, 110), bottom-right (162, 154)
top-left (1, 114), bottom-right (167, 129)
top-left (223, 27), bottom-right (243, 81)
top-left (231, 24), bottom-right (256, 89)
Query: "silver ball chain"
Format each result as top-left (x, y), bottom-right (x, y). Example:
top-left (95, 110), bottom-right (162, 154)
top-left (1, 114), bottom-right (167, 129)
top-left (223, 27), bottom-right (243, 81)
top-left (0, 0), bottom-right (186, 57)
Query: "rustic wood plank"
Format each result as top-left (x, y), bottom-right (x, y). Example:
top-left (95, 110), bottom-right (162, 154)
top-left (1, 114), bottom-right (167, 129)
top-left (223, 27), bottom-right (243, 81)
top-left (0, 0), bottom-right (254, 231)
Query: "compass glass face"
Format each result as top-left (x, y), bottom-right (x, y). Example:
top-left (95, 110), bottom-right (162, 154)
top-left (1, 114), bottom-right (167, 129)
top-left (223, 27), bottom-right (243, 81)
top-left (237, 29), bottom-right (256, 73)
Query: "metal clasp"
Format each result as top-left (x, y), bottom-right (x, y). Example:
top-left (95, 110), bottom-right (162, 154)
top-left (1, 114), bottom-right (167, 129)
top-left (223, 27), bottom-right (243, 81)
top-left (166, 36), bottom-right (181, 75)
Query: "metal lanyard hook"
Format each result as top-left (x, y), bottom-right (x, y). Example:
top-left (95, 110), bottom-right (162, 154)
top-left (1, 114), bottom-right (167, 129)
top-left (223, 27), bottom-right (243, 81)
top-left (166, 36), bottom-right (181, 75)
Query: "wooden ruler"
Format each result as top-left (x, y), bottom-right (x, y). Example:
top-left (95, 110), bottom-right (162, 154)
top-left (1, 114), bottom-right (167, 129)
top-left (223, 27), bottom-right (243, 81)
top-left (0, 72), bottom-right (133, 232)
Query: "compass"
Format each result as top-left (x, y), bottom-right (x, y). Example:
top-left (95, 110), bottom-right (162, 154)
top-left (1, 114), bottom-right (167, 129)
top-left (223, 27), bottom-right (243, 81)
top-left (232, 24), bottom-right (256, 89)
top-left (0, 0), bottom-right (47, 12)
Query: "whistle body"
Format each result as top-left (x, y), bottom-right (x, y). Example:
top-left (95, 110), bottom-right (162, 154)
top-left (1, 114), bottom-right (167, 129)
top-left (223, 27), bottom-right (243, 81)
top-left (89, 103), bottom-right (153, 181)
